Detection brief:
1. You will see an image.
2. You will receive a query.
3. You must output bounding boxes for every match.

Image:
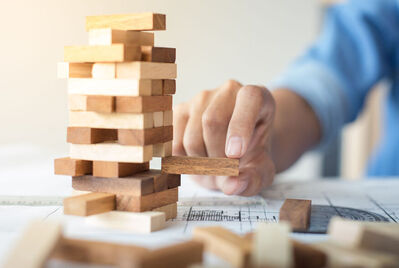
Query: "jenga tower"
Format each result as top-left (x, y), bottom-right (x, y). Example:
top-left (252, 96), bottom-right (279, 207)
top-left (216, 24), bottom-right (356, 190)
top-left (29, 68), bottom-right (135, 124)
top-left (54, 13), bottom-right (180, 227)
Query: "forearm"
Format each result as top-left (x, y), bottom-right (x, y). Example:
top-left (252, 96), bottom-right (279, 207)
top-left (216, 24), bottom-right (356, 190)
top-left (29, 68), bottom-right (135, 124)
top-left (270, 89), bottom-right (321, 173)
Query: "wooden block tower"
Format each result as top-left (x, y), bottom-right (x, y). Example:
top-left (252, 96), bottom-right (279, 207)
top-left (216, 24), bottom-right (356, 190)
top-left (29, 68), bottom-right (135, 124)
top-left (54, 13), bottom-right (180, 221)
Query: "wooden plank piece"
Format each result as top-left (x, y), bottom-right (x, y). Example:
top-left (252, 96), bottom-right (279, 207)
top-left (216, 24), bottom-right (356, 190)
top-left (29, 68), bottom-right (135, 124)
top-left (64, 44), bottom-right (141, 63)
top-left (67, 127), bottom-right (117, 144)
top-left (163, 79), bottom-right (176, 95)
top-left (86, 13), bottom-right (166, 31)
top-left (153, 141), bottom-right (172, 157)
top-left (161, 156), bottom-right (239, 176)
top-left (57, 62), bottom-right (92, 78)
top-left (91, 63), bottom-right (115, 79)
top-left (93, 161), bottom-right (149, 178)
top-left (163, 110), bottom-right (173, 126)
top-left (86, 95), bottom-right (115, 113)
top-left (116, 95), bottom-right (172, 113)
top-left (167, 174), bottom-right (181, 189)
top-left (63, 192), bottom-right (115, 216)
top-left (54, 157), bottom-right (92, 176)
top-left (116, 62), bottom-right (177, 79)
top-left (141, 46), bottom-right (176, 63)
top-left (152, 203), bottom-right (177, 220)
top-left (279, 199), bottom-right (311, 232)
top-left (118, 126), bottom-right (173, 146)
top-left (88, 28), bottom-right (154, 46)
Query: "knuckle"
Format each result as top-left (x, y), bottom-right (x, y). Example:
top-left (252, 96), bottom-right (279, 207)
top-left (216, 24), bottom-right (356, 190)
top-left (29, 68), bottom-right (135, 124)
top-left (202, 111), bottom-right (224, 131)
top-left (224, 79), bottom-right (241, 89)
top-left (183, 133), bottom-right (203, 154)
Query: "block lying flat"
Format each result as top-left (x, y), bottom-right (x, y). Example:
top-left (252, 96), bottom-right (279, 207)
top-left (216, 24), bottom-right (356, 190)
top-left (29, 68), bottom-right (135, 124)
top-left (161, 156), bottom-right (239, 176)
top-left (166, 174), bottom-right (181, 189)
top-left (57, 62), bottom-right (92, 78)
top-left (64, 44), bottom-right (141, 63)
top-left (63, 192), bottom-right (115, 216)
top-left (54, 157), bottom-right (92, 176)
top-left (163, 79), bottom-right (176, 95)
top-left (153, 111), bottom-right (164, 127)
top-left (279, 199), bottom-right (311, 232)
top-left (116, 95), bottom-right (172, 113)
top-left (86, 13), bottom-right (166, 31)
top-left (3, 221), bottom-right (62, 268)
top-left (118, 126), bottom-right (173, 146)
top-left (67, 127), bottom-right (117, 144)
top-left (86, 211), bottom-right (166, 233)
top-left (68, 94), bottom-right (88, 111)
top-left (116, 187), bottom-right (178, 212)
top-left (152, 203), bottom-right (177, 220)
top-left (86, 95), bottom-right (115, 113)
top-left (88, 28), bottom-right (154, 46)
top-left (70, 142), bottom-right (153, 163)
top-left (116, 62), bottom-right (177, 79)
top-left (163, 110), bottom-right (173, 126)
top-left (153, 141), bottom-right (172, 157)
top-left (91, 63), bottom-right (115, 79)
top-left (92, 161), bottom-right (149, 178)
top-left (141, 46), bottom-right (176, 63)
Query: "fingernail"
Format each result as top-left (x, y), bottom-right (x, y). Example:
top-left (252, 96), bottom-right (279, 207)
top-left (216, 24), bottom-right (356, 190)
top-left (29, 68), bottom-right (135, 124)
top-left (226, 136), bottom-right (243, 157)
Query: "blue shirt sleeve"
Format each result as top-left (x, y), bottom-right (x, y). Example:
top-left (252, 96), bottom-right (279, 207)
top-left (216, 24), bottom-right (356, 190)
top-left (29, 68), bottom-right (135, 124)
top-left (271, 0), bottom-right (399, 150)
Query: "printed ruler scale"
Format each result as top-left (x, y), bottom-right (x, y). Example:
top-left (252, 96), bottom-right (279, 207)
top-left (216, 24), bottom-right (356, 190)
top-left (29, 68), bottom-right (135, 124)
top-left (0, 196), bottom-right (64, 206)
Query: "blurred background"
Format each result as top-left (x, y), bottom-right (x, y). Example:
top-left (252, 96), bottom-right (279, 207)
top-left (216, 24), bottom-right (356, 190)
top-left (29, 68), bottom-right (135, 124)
top-left (0, 0), bottom-right (384, 180)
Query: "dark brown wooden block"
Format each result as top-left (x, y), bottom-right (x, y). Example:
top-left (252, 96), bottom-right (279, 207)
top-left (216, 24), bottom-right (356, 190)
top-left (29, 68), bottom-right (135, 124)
top-left (161, 156), bottom-right (239, 176)
top-left (54, 157), bottom-right (92, 176)
top-left (86, 95), bottom-right (115, 113)
top-left (63, 193), bottom-right (115, 216)
top-left (115, 96), bottom-right (172, 113)
top-left (167, 174), bottom-right (181, 189)
top-left (162, 79), bottom-right (176, 95)
top-left (93, 161), bottom-right (149, 178)
top-left (292, 240), bottom-right (327, 268)
top-left (151, 79), bottom-right (163, 95)
top-left (67, 127), bottom-right (117, 144)
top-left (116, 187), bottom-right (178, 212)
top-left (279, 199), bottom-right (312, 232)
top-left (117, 126), bottom-right (173, 146)
top-left (141, 46), bottom-right (176, 63)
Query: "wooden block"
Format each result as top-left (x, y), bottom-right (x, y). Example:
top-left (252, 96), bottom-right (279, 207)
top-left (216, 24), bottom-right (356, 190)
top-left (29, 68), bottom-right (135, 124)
top-left (68, 78), bottom-right (152, 96)
top-left (151, 79), bottom-right (163, 95)
top-left (167, 174), bottom-right (181, 189)
top-left (54, 157), bottom-right (92, 176)
top-left (86, 95), bottom-right (115, 113)
top-left (88, 28), bottom-right (154, 46)
top-left (162, 156), bottom-right (239, 176)
top-left (116, 187), bottom-right (178, 212)
top-left (86, 211), bottom-right (166, 233)
top-left (86, 13), bottom-right (166, 31)
top-left (116, 96), bottom-right (172, 113)
top-left (163, 79), bottom-right (176, 95)
top-left (291, 240), bottom-right (327, 268)
top-left (63, 192), bottom-right (115, 216)
top-left (279, 199), bottom-right (311, 232)
top-left (69, 111), bottom-right (154, 129)
top-left (141, 46), bottom-right (176, 63)
top-left (118, 126), bottom-right (173, 146)
top-left (153, 111), bottom-right (164, 127)
top-left (68, 94), bottom-right (88, 111)
top-left (67, 127), bottom-right (117, 144)
top-left (64, 44), bottom-right (141, 63)
top-left (91, 63), bottom-right (115, 79)
top-left (57, 62), bottom-right (92, 78)
top-left (70, 142), bottom-right (153, 163)
top-left (154, 141), bottom-right (172, 157)
top-left (163, 110), bottom-right (173, 126)
top-left (92, 161), bottom-right (149, 178)
top-left (193, 226), bottom-right (251, 268)
top-left (116, 62), bottom-right (177, 79)
top-left (3, 220), bottom-right (62, 268)
top-left (152, 203), bottom-right (177, 220)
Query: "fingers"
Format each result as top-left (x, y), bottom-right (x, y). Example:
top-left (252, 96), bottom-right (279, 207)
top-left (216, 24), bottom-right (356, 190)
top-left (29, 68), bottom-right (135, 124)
top-left (172, 102), bottom-right (190, 155)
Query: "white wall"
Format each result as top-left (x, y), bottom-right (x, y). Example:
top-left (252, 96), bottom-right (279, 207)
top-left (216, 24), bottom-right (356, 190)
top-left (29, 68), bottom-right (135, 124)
top-left (0, 0), bottom-right (322, 178)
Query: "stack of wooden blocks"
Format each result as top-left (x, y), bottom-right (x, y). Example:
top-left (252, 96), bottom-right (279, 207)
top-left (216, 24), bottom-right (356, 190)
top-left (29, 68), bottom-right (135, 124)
top-left (54, 13), bottom-right (181, 229)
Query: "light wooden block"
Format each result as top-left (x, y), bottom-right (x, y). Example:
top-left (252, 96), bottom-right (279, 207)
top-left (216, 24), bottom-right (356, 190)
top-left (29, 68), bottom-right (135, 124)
top-left (91, 63), bottom-right (115, 79)
top-left (118, 126), bottom-right (173, 146)
top-left (92, 161), bottom-right (149, 178)
top-left (3, 220), bottom-right (62, 268)
top-left (70, 142), bottom-right (153, 163)
top-left (64, 192), bottom-right (115, 216)
top-left (116, 96), bottom-right (172, 113)
top-left (153, 141), bottom-right (172, 157)
top-left (116, 62), bottom-right (177, 79)
top-left (161, 156), bottom-right (239, 176)
top-left (86, 211), bottom-right (166, 233)
top-left (151, 79), bottom-right (163, 95)
top-left (57, 62), bottom-right (92, 78)
top-left (88, 28), bottom-right (154, 46)
top-left (64, 44), bottom-right (141, 63)
top-left (279, 199), bottom-right (311, 232)
top-left (68, 94), bottom-right (88, 111)
top-left (86, 95), bottom-right (115, 113)
top-left (153, 111), bottom-right (164, 127)
top-left (152, 203), bottom-right (177, 220)
top-left (163, 79), bottom-right (176, 95)
top-left (116, 187), bottom-right (178, 212)
top-left (69, 111), bottom-right (154, 129)
top-left (193, 226), bottom-right (251, 268)
top-left (141, 46), bottom-right (176, 63)
top-left (54, 157), bottom-right (92, 176)
top-left (68, 78), bottom-right (152, 96)
top-left (67, 127), bottom-right (117, 144)
top-left (163, 110), bottom-right (173, 126)
top-left (86, 13), bottom-right (166, 31)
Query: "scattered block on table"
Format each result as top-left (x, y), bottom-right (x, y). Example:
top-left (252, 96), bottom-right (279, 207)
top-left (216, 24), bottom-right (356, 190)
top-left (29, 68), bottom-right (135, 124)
top-left (70, 142), bottom-right (153, 163)
top-left (252, 222), bottom-right (294, 268)
top-left (163, 79), bottom-right (176, 95)
top-left (193, 226), bottom-right (251, 268)
top-left (57, 62), bottom-right (92, 79)
top-left (161, 156), bottom-right (239, 176)
top-left (92, 161), bottom-right (149, 178)
top-left (86, 13), bottom-right (166, 31)
top-left (279, 199), bottom-right (311, 232)
top-left (116, 62), bottom-right (177, 79)
top-left (154, 141), bottom-right (172, 157)
top-left (64, 44), bottom-right (141, 63)
top-left (52, 236), bottom-right (149, 266)
top-left (117, 126), bottom-right (173, 146)
top-left (116, 187), bottom-right (178, 212)
top-left (54, 157), bottom-right (92, 176)
top-left (163, 110), bottom-right (173, 126)
top-left (152, 203), bottom-right (177, 220)
top-left (67, 127), bottom-right (117, 144)
top-left (68, 94), bottom-right (88, 111)
top-left (86, 95), bottom-right (115, 113)
top-left (3, 220), bottom-right (62, 268)
top-left (86, 211), bottom-right (166, 233)
top-left (167, 174), bottom-right (181, 189)
top-left (328, 217), bottom-right (399, 256)
top-left (68, 78), bottom-right (152, 96)
top-left (63, 192), bottom-right (115, 216)
top-left (141, 46), bottom-right (176, 63)
top-left (115, 95), bottom-right (172, 113)
top-left (88, 28), bottom-right (154, 46)
top-left (91, 63), bottom-right (115, 79)
top-left (69, 111), bottom-right (154, 129)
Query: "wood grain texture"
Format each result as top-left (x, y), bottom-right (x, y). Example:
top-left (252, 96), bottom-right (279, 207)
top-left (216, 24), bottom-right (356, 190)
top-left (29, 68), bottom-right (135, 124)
top-left (88, 28), bottom-right (154, 46)
top-left (116, 187), bottom-right (178, 212)
top-left (161, 156), bottom-right (239, 176)
top-left (64, 44), bottom-right (141, 63)
top-left (86, 95), bottom-right (115, 113)
top-left (54, 157), bottom-right (92, 176)
top-left (63, 192), bottom-right (115, 216)
top-left (86, 13), bottom-right (166, 31)
top-left (163, 110), bottom-right (173, 126)
top-left (92, 161), bottom-right (149, 178)
top-left (163, 79), bottom-right (176, 95)
top-left (116, 95), bottom-right (172, 113)
top-left (152, 203), bottom-right (177, 220)
top-left (141, 46), bottom-right (176, 63)
top-left (153, 141), bottom-right (172, 157)
top-left (67, 127), bottom-right (117, 144)
top-left (118, 126), bottom-right (173, 146)
top-left (57, 62), bottom-right (92, 78)
top-left (116, 62), bottom-right (177, 79)
top-left (279, 199), bottom-right (311, 232)
top-left (167, 174), bottom-right (181, 189)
